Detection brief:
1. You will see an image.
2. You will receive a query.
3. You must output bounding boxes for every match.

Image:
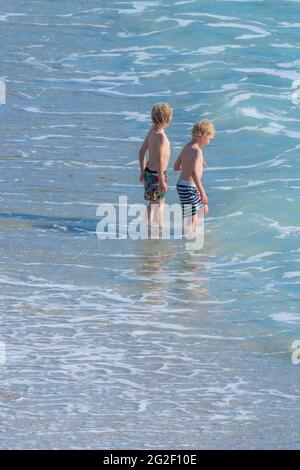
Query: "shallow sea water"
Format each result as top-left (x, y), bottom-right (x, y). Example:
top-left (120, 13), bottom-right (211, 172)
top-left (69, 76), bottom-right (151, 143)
top-left (0, 0), bottom-right (300, 449)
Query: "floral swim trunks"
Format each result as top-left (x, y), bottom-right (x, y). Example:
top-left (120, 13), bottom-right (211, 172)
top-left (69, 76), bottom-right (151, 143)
top-left (144, 167), bottom-right (167, 202)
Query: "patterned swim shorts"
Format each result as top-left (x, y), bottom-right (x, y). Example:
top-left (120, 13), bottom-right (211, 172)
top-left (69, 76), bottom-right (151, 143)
top-left (144, 167), bottom-right (167, 202)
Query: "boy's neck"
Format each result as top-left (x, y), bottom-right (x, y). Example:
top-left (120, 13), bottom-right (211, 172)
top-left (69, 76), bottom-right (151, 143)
top-left (191, 137), bottom-right (202, 148)
top-left (153, 126), bottom-right (165, 132)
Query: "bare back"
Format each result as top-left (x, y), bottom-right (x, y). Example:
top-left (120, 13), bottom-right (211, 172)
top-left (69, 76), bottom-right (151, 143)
top-left (145, 128), bottom-right (170, 171)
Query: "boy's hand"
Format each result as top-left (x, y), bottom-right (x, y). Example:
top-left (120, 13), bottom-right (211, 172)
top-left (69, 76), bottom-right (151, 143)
top-left (200, 192), bottom-right (208, 205)
top-left (159, 179), bottom-right (167, 194)
top-left (203, 160), bottom-right (207, 168)
top-left (198, 190), bottom-right (208, 205)
top-left (139, 171), bottom-right (144, 183)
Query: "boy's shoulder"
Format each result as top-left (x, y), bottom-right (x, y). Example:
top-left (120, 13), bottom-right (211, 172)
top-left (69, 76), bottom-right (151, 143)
top-left (148, 128), bottom-right (168, 144)
top-left (186, 142), bottom-right (203, 158)
top-left (196, 147), bottom-right (203, 159)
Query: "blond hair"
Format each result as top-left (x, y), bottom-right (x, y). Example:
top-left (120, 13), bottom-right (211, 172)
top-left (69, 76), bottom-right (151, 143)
top-left (192, 119), bottom-right (216, 138)
top-left (151, 103), bottom-right (173, 129)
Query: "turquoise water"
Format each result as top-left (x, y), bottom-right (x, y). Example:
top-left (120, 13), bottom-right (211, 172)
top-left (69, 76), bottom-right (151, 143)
top-left (0, 0), bottom-right (300, 449)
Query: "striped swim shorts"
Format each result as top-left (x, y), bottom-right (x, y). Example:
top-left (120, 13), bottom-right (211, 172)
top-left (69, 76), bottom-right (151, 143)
top-left (176, 179), bottom-right (203, 217)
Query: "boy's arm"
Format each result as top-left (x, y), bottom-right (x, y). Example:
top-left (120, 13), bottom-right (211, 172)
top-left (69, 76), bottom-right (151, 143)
top-left (192, 151), bottom-right (208, 204)
top-left (157, 134), bottom-right (168, 193)
top-left (138, 135), bottom-right (148, 182)
top-left (173, 150), bottom-right (183, 171)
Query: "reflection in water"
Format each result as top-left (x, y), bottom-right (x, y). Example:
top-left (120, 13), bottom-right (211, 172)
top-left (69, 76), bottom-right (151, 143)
top-left (131, 239), bottom-right (176, 304)
top-left (176, 254), bottom-right (210, 301)
top-left (131, 237), bottom-right (214, 307)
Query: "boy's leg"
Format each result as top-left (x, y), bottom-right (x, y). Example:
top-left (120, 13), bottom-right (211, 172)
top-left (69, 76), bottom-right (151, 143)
top-left (147, 203), bottom-right (157, 239)
top-left (158, 198), bottom-right (165, 229)
top-left (196, 210), bottom-right (203, 226)
top-left (147, 203), bottom-right (153, 225)
top-left (147, 199), bottom-right (168, 227)
top-left (192, 214), bottom-right (197, 233)
top-left (183, 213), bottom-right (195, 238)
top-left (196, 204), bottom-right (207, 226)
top-left (149, 201), bottom-right (160, 239)
top-left (148, 199), bottom-right (165, 238)
top-left (147, 177), bottom-right (166, 237)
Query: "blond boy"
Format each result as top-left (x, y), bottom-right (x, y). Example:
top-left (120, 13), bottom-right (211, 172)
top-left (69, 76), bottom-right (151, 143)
top-left (138, 103), bottom-right (173, 228)
top-left (173, 120), bottom-right (216, 233)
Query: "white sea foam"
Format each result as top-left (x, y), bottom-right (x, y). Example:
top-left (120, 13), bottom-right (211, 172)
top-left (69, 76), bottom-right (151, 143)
top-left (182, 12), bottom-right (239, 20)
top-left (22, 56), bottom-right (53, 71)
top-left (227, 93), bottom-right (252, 107)
top-left (244, 252), bottom-right (279, 263)
top-left (238, 106), bottom-right (299, 122)
top-left (184, 44), bottom-right (242, 55)
top-left (283, 272), bottom-right (300, 279)
top-left (67, 73), bottom-right (140, 84)
top-left (96, 88), bottom-right (172, 97)
top-left (132, 51), bottom-right (153, 64)
top-left (219, 0), bottom-right (262, 2)
top-left (261, 122), bottom-right (285, 135)
top-left (0, 13), bottom-right (27, 21)
top-left (207, 22), bottom-right (270, 39)
top-left (117, 2), bottom-right (159, 15)
top-left (81, 8), bottom-right (104, 13)
top-left (263, 217), bottom-right (300, 238)
top-left (279, 22), bottom-right (300, 28)
top-left (233, 67), bottom-right (300, 87)
top-left (270, 313), bottom-right (300, 325)
top-left (55, 13), bottom-right (74, 18)
top-left (278, 60), bottom-right (300, 68)
top-left (31, 135), bottom-right (72, 140)
top-left (270, 42), bottom-right (300, 49)
top-left (155, 16), bottom-right (195, 27)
